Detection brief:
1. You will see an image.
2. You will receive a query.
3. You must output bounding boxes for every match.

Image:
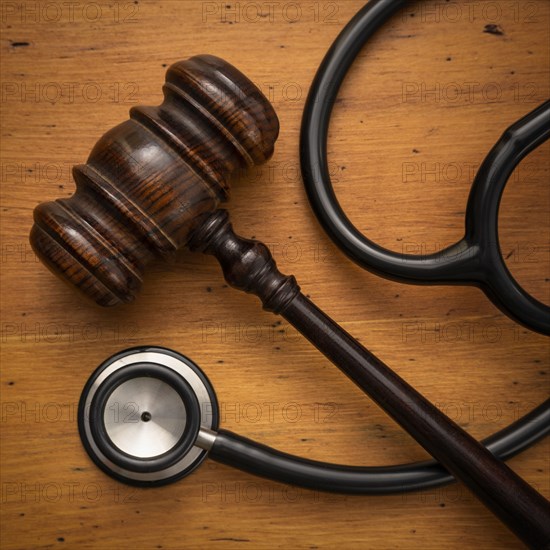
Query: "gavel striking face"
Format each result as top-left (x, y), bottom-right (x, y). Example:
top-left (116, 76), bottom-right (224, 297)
top-left (30, 55), bottom-right (279, 307)
top-left (29, 56), bottom-right (550, 547)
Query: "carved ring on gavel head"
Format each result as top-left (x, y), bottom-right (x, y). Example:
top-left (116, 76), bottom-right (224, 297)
top-left (30, 55), bottom-right (279, 307)
top-left (30, 55), bottom-right (550, 546)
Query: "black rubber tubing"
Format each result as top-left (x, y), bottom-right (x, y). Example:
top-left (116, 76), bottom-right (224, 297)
top-left (209, 398), bottom-right (550, 494)
top-left (304, 93), bottom-right (550, 333)
top-left (299, 0), bottom-right (549, 334)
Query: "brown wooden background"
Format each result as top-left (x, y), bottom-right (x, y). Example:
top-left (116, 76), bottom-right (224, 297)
top-left (1, 1), bottom-right (548, 548)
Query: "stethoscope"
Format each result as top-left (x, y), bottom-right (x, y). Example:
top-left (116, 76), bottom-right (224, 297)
top-left (79, 0), bottom-right (549, 496)
top-left (79, 345), bottom-right (549, 492)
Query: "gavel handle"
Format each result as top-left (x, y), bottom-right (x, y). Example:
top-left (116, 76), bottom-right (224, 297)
top-left (284, 293), bottom-right (550, 547)
top-left (189, 210), bottom-right (550, 548)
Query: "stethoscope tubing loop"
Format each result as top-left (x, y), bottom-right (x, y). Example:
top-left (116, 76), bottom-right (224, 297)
top-left (300, 0), bottom-right (550, 334)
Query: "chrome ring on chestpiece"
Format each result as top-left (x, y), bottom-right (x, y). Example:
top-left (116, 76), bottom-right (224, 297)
top-left (78, 347), bottom-right (219, 486)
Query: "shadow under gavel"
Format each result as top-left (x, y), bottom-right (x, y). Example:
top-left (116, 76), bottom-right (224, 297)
top-left (30, 55), bottom-right (550, 548)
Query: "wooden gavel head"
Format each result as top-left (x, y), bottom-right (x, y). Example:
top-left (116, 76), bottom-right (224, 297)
top-left (30, 55), bottom-right (279, 306)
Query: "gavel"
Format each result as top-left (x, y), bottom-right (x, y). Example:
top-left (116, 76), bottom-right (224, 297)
top-left (30, 55), bottom-right (550, 548)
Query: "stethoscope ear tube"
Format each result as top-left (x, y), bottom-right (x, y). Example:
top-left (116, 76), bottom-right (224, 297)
top-left (463, 99), bottom-right (550, 334)
top-left (299, 0), bottom-right (550, 334)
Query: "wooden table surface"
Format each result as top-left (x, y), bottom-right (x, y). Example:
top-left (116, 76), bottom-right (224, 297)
top-left (1, 1), bottom-right (548, 548)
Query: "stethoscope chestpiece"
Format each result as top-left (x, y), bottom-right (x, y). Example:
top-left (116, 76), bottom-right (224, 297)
top-left (78, 346), bottom-right (219, 486)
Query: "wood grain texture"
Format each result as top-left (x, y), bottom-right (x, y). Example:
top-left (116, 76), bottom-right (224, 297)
top-left (1, 1), bottom-right (548, 549)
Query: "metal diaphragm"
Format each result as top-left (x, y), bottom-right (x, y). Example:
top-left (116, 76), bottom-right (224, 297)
top-left (78, 347), bottom-right (219, 486)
